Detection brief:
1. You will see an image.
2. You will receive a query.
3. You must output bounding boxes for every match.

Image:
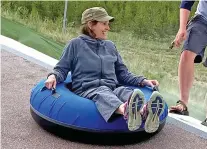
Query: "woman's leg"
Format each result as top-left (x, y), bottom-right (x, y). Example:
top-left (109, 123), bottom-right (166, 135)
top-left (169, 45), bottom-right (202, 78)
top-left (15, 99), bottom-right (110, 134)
top-left (144, 91), bottom-right (166, 133)
top-left (80, 86), bottom-right (144, 131)
top-left (114, 86), bottom-right (166, 133)
top-left (114, 86), bottom-right (145, 131)
top-left (80, 86), bottom-right (123, 122)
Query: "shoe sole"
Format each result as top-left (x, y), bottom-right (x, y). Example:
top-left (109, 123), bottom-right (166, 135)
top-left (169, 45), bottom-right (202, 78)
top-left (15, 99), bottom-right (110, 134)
top-left (128, 89), bottom-right (145, 131)
top-left (144, 91), bottom-right (165, 133)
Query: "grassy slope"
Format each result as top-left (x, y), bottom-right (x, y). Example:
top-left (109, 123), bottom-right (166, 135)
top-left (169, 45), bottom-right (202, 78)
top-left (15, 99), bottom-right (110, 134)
top-left (1, 17), bottom-right (206, 121)
top-left (1, 17), bottom-right (64, 59)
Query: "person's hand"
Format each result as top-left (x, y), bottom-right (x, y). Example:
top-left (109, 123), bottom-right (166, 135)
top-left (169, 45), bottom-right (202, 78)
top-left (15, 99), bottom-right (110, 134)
top-left (45, 74), bottom-right (57, 89)
top-left (140, 79), bottom-right (159, 88)
top-left (172, 28), bottom-right (187, 48)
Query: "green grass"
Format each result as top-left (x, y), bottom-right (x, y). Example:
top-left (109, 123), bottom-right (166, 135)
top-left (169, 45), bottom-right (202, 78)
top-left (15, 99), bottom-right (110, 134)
top-left (1, 16), bottom-right (207, 121)
top-left (1, 17), bottom-right (64, 59)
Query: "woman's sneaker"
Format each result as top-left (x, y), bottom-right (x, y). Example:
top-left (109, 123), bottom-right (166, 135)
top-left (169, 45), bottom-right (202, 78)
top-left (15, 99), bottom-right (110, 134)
top-left (123, 89), bottom-right (145, 131)
top-left (144, 91), bottom-right (165, 133)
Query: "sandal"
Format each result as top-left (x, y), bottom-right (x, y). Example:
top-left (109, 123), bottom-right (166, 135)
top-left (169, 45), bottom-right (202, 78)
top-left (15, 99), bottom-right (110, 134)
top-left (201, 118), bottom-right (207, 127)
top-left (169, 100), bottom-right (189, 116)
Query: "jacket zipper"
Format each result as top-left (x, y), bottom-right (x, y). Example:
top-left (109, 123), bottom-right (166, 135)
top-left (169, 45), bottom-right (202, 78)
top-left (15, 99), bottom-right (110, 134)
top-left (96, 43), bottom-right (102, 80)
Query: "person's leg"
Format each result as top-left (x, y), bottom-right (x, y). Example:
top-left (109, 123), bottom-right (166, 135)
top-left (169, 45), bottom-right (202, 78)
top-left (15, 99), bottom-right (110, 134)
top-left (170, 16), bottom-right (207, 114)
top-left (113, 86), bottom-right (145, 130)
top-left (202, 92), bottom-right (207, 126)
top-left (178, 49), bottom-right (204, 106)
top-left (80, 86), bottom-right (123, 122)
top-left (206, 92), bottom-right (207, 120)
top-left (113, 86), bottom-right (136, 103)
top-left (114, 86), bottom-right (166, 133)
top-left (203, 57), bottom-right (207, 67)
top-left (80, 86), bottom-right (143, 131)
top-left (179, 50), bottom-right (196, 106)
top-left (144, 91), bottom-right (166, 133)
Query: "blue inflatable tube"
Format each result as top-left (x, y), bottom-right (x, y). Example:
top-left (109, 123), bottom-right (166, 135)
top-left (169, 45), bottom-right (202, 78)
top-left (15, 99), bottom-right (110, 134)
top-left (30, 74), bottom-right (168, 144)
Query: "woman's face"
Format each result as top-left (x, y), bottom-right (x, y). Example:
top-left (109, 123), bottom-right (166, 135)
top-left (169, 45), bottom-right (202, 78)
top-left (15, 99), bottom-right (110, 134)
top-left (90, 21), bottom-right (110, 40)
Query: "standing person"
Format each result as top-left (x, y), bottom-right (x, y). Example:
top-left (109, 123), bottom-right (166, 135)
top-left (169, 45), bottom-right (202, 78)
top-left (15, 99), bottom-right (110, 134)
top-left (169, 0), bottom-right (207, 125)
top-left (45, 7), bottom-right (166, 133)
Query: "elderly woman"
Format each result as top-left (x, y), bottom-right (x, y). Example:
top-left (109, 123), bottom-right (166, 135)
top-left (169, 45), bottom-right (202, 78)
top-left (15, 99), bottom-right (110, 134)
top-left (45, 7), bottom-right (166, 133)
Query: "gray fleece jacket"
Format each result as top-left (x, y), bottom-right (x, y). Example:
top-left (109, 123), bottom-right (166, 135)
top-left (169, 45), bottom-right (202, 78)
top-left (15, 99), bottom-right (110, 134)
top-left (50, 34), bottom-right (146, 94)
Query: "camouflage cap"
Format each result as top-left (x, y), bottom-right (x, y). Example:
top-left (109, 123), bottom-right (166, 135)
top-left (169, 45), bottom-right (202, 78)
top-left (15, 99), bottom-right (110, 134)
top-left (81, 7), bottom-right (114, 24)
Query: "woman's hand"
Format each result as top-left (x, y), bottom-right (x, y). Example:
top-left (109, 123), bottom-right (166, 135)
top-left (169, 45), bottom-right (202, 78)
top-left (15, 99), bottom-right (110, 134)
top-left (140, 79), bottom-right (159, 88)
top-left (45, 74), bottom-right (57, 89)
